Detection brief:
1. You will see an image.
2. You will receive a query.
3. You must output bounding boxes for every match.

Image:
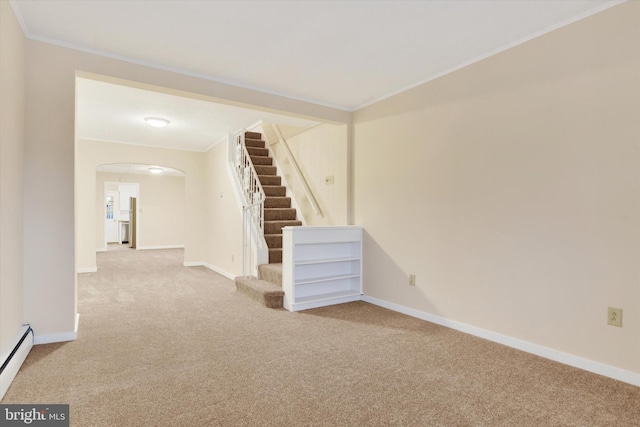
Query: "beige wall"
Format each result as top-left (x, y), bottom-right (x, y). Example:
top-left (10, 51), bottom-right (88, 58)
top-left (77, 140), bottom-right (202, 271)
top-left (0, 1), bottom-right (26, 352)
top-left (95, 172), bottom-right (185, 250)
top-left (353, 2), bottom-right (640, 374)
top-left (202, 141), bottom-right (243, 277)
top-left (20, 35), bottom-right (346, 340)
top-left (269, 124), bottom-right (349, 226)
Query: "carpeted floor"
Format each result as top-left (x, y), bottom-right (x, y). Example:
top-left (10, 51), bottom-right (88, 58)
top-left (3, 249), bottom-right (639, 426)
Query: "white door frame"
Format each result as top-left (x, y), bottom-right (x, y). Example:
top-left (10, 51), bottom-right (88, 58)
top-left (104, 190), bottom-right (119, 246)
top-left (103, 181), bottom-right (140, 250)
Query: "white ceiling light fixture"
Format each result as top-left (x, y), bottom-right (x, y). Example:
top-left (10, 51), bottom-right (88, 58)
top-left (144, 117), bottom-right (170, 128)
top-left (148, 167), bottom-right (163, 174)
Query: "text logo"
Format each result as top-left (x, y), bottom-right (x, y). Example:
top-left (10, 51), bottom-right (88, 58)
top-left (0, 405), bottom-right (69, 426)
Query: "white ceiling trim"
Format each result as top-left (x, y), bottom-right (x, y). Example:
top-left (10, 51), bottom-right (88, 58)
top-left (8, 0), bottom-right (350, 112)
top-left (355, 0), bottom-right (627, 111)
top-left (9, 0), bottom-right (627, 113)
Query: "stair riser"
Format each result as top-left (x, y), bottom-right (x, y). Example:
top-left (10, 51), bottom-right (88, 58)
top-left (247, 147), bottom-right (269, 157)
top-left (258, 264), bottom-right (283, 287)
top-left (244, 131), bottom-right (262, 140)
top-left (264, 221), bottom-right (302, 234)
top-left (264, 209), bottom-right (297, 221)
top-left (263, 186), bottom-right (286, 197)
top-left (250, 156), bottom-right (273, 166)
top-left (269, 249), bottom-right (282, 264)
top-left (245, 139), bottom-right (265, 148)
top-left (255, 165), bottom-right (277, 176)
top-left (265, 235), bottom-right (283, 248)
top-left (259, 176), bottom-right (282, 186)
top-left (235, 277), bottom-right (283, 309)
top-left (264, 197), bottom-right (291, 208)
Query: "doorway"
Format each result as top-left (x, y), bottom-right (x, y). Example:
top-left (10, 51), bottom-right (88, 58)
top-left (105, 191), bottom-right (119, 243)
top-left (103, 181), bottom-right (139, 251)
top-left (96, 164), bottom-right (185, 253)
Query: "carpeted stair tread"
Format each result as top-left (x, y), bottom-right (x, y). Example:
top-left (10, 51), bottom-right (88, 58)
top-left (247, 147), bottom-right (269, 157)
top-left (250, 156), bottom-right (273, 166)
top-left (259, 175), bottom-right (282, 186)
top-left (264, 197), bottom-right (291, 208)
top-left (234, 276), bottom-right (283, 309)
top-left (265, 234), bottom-right (283, 248)
top-left (255, 165), bottom-right (277, 176)
top-left (263, 186), bottom-right (286, 197)
top-left (244, 138), bottom-right (265, 148)
top-left (264, 208), bottom-right (297, 221)
top-left (244, 131), bottom-right (262, 139)
top-left (258, 263), bottom-right (283, 286)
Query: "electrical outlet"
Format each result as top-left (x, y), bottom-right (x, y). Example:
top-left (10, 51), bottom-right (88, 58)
top-left (409, 274), bottom-right (416, 286)
top-left (608, 307), bottom-right (622, 327)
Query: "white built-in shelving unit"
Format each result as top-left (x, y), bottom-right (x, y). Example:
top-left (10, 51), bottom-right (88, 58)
top-left (282, 226), bottom-right (363, 311)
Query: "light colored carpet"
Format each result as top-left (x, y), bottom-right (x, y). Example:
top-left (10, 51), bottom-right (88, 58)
top-left (3, 249), bottom-right (639, 426)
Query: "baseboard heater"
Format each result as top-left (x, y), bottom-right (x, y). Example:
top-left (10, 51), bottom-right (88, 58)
top-left (0, 325), bottom-right (34, 400)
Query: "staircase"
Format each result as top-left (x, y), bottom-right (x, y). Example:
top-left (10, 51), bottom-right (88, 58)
top-left (234, 131), bottom-right (301, 308)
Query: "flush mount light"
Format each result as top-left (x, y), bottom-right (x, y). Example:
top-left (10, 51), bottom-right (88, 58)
top-left (144, 117), bottom-right (170, 128)
top-left (148, 167), bottom-right (163, 174)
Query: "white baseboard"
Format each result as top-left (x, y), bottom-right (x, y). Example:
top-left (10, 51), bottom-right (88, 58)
top-left (77, 266), bottom-right (97, 273)
top-left (183, 261), bottom-right (201, 267)
top-left (136, 245), bottom-right (184, 250)
top-left (0, 325), bottom-right (34, 400)
top-left (183, 261), bottom-right (235, 280)
top-left (96, 247), bottom-right (107, 252)
top-left (362, 295), bottom-right (640, 387)
top-left (33, 330), bottom-right (77, 345)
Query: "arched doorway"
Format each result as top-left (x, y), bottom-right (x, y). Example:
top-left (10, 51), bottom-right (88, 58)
top-left (96, 163), bottom-right (185, 254)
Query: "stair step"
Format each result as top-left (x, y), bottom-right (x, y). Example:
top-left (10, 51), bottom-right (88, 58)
top-left (265, 234), bottom-right (283, 248)
top-left (247, 147), bottom-right (269, 157)
top-left (258, 263), bottom-right (283, 286)
top-left (268, 248), bottom-right (282, 264)
top-left (264, 208), bottom-right (296, 221)
top-left (245, 131), bottom-right (262, 140)
top-left (259, 175), bottom-right (282, 186)
top-left (264, 220), bottom-right (302, 235)
top-left (240, 130), bottom-right (297, 268)
top-left (263, 186), bottom-right (286, 197)
top-left (245, 138), bottom-right (265, 148)
top-left (254, 165), bottom-right (277, 176)
top-left (250, 156), bottom-right (273, 166)
top-left (235, 276), bottom-right (283, 309)
top-left (264, 197), bottom-right (291, 208)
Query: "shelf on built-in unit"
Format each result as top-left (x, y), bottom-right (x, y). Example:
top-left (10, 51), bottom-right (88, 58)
top-left (294, 290), bottom-right (362, 305)
top-left (294, 257), bottom-right (360, 266)
top-left (282, 226), bottom-right (363, 312)
top-left (295, 274), bottom-right (360, 286)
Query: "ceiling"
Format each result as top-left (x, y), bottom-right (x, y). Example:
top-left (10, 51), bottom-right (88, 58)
top-left (12, 0), bottom-right (624, 111)
top-left (76, 77), bottom-right (319, 151)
